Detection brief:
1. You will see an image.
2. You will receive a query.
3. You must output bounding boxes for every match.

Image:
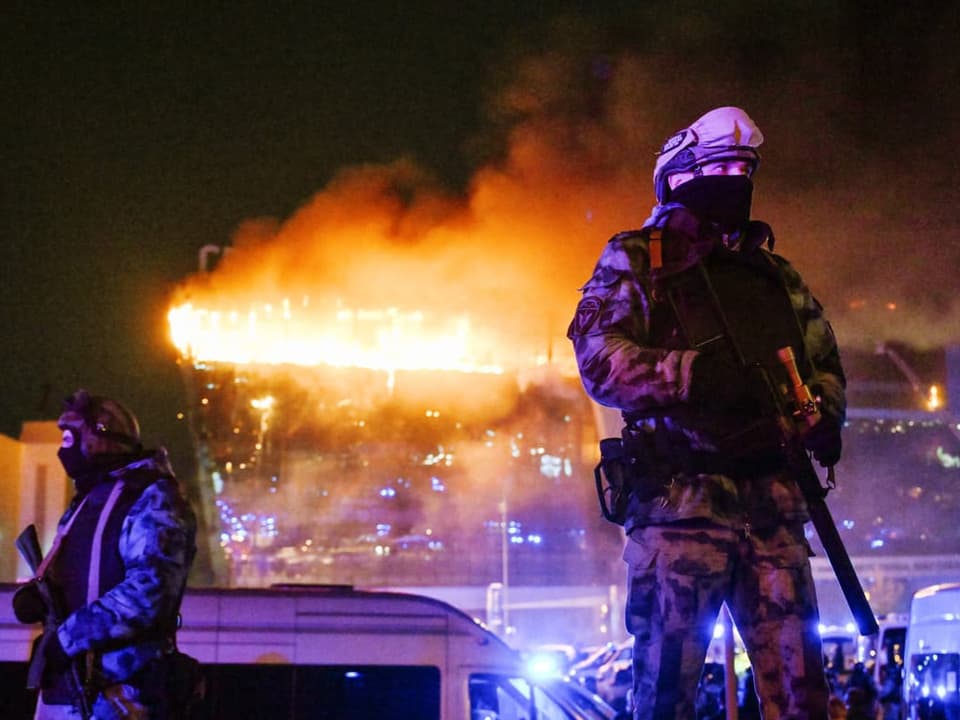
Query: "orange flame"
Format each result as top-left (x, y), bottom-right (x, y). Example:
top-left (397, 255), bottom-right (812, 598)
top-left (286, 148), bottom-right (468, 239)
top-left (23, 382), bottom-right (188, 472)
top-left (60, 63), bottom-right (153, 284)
top-left (166, 55), bottom-right (669, 375)
top-left (168, 298), bottom-right (507, 374)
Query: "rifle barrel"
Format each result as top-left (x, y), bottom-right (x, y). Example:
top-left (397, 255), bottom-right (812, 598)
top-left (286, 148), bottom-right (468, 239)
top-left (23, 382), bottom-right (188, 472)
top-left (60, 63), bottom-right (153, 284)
top-left (793, 453), bottom-right (879, 636)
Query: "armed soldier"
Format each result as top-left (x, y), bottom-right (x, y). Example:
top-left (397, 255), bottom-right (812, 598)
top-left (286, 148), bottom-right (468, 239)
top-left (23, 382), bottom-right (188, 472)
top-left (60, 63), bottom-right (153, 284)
top-left (568, 107), bottom-right (847, 719)
top-left (12, 390), bottom-right (198, 719)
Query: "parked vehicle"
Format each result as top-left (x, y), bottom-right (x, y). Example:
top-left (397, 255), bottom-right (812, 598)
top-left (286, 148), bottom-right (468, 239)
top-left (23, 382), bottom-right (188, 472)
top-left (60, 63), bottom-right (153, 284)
top-left (0, 582), bottom-right (606, 720)
top-left (904, 582), bottom-right (960, 720)
top-left (545, 677), bottom-right (629, 720)
top-left (857, 613), bottom-right (908, 685)
top-left (820, 624), bottom-right (859, 695)
top-left (568, 642), bottom-right (619, 693)
top-left (593, 640), bottom-right (731, 718)
top-left (594, 640), bottom-right (633, 713)
top-left (856, 612), bottom-right (907, 718)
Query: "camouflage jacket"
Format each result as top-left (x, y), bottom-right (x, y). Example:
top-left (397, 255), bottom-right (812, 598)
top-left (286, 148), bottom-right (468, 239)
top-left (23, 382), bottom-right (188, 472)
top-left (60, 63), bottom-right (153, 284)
top-left (52, 449), bottom-right (197, 684)
top-left (567, 219), bottom-right (846, 532)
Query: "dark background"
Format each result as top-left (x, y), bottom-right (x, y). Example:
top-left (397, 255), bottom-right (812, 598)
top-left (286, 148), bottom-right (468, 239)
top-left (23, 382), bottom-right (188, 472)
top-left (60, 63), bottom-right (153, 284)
top-left (3, 1), bottom-right (959, 475)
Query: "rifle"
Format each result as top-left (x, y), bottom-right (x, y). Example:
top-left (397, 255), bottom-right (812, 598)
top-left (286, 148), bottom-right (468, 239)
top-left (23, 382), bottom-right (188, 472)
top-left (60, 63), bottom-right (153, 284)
top-left (15, 524), bottom-right (93, 719)
top-left (691, 262), bottom-right (879, 636)
top-left (773, 348), bottom-right (879, 636)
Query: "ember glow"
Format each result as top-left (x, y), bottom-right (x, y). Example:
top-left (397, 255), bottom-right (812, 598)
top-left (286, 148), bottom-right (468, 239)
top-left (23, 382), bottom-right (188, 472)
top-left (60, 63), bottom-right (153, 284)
top-left (168, 299), bottom-right (506, 375)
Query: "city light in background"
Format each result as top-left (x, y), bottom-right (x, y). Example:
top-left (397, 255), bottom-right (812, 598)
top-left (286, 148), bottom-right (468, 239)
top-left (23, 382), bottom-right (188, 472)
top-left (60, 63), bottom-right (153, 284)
top-left (165, 211), bottom-right (960, 644)
top-left (160, 95), bottom-right (960, 641)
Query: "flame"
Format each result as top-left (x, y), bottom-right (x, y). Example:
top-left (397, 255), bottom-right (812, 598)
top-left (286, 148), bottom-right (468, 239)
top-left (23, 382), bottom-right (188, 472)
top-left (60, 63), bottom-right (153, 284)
top-left (169, 297), bottom-right (510, 374)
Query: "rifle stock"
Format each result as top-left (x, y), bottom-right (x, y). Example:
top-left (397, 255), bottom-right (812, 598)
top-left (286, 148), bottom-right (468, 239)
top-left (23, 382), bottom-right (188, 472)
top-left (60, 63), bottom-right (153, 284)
top-left (15, 524), bottom-right (93, 719)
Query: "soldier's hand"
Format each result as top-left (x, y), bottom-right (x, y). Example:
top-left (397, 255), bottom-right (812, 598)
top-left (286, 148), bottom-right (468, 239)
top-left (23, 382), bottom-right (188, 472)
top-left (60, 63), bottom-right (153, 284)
top-left (802, 415), bottom-right (842, 467)
top-left (12, 580), bottom-right (48, 625)
top-left (687, 352), bottom-right (751, 411)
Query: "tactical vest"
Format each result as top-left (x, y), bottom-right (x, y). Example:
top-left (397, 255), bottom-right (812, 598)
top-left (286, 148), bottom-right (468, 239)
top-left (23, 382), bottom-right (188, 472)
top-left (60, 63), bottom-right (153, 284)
top-left (649, 235), bottom-right (810, 382)
top-left (43, 471), bottom-right (177, 703)
top-left (636, 217), bottom-right (810, 464)
top-left (53, 479), bottom-right (146, 617)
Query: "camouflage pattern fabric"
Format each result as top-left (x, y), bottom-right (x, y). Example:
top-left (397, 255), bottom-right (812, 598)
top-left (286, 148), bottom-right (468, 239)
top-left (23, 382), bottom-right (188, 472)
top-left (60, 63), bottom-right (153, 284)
top-left (568, 221), bottom-right (844, 719)
top-left (55, 450), bottom-right (197, 684)
top-left (567, 227), bottom-right (845, 533)
top-left (567, 228), bottom-right (844, 426)
top-left (624, 523), bottom-right (829, 720)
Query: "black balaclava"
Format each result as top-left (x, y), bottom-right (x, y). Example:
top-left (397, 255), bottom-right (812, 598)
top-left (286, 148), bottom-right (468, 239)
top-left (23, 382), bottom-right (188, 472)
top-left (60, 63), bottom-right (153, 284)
top-left (57, 427), bottom-right (130, 493)
top-left (669, 174), bottom-right (753, 234)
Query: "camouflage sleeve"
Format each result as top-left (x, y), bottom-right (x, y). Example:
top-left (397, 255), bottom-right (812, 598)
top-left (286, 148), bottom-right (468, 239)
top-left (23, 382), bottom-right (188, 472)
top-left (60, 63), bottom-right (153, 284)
top-left (773, 253), bottom-right (847, 422)
top-left (57, 480), bottom-right (197, 655)
top-left (566, 232), bottom-right (698, 413)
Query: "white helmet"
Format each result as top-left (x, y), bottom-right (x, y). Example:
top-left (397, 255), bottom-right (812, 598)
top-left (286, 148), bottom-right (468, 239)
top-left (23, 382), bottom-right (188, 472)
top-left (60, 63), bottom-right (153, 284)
top-left (653, 106), bottom-right (764, 203)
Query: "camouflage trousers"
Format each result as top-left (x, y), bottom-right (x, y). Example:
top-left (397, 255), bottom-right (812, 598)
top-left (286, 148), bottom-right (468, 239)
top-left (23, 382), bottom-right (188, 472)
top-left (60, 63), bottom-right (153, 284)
top-left (623, 521), bottom-right (829, 720)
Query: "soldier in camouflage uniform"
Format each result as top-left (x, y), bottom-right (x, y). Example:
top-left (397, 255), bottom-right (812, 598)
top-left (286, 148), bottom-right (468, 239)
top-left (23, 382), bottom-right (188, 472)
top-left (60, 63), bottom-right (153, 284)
top-left (13, 390), bottom-right (197, 719)
top-left (568, 107), bottom-right (845, 719)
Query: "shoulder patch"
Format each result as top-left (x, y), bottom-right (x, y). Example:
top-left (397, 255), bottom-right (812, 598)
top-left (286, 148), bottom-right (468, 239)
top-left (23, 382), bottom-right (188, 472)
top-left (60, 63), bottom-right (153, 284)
top-left (569, 296), bottom-right (604, 336)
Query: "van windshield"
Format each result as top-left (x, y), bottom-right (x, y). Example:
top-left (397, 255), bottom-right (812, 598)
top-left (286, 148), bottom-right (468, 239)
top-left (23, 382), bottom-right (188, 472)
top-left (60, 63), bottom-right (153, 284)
top-left (906, 652), bottom-right (960, 711)
top-left (470, 673), bottom-right (589, 720)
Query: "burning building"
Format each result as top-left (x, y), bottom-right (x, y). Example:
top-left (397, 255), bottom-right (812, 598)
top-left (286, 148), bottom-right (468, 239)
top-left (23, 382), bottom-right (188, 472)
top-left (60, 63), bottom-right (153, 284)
top-left (163, 92), bottom-right (960, 620)
top-left (169, 277), bottom-right (622, 590)
top-left (163, 156), bottom-right (639, 590)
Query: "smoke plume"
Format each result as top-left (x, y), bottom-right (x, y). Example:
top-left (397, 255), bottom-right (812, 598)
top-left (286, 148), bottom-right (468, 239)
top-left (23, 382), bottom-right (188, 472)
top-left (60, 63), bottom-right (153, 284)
top-left (174, 7), bottom-right (960, 356)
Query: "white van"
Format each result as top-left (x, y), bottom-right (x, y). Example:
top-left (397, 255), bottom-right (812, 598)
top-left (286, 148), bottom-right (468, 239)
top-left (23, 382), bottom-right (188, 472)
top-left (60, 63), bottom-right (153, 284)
top-left (903, 582), bottom-right (960, 720)
top-left (857, 613), bottom-right (908, 688)
top-left (0, 583), bottom-right (615, 719)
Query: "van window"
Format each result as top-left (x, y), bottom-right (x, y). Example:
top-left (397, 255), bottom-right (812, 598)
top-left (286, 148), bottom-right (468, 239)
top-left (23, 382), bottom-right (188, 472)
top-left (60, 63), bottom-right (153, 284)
top-left (879, 627), bottom-right (905, 677)
top-left (196, 664), bottom-right (440, 720)
top-left (906, 652), bottom-right (959, 713)
top-left (822, 634), bottom-right (857, 691)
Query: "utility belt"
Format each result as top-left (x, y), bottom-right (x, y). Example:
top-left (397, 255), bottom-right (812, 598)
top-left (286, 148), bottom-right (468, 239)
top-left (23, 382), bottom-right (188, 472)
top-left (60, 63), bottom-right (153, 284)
top-left (594, 412), bottom-right (786, 525)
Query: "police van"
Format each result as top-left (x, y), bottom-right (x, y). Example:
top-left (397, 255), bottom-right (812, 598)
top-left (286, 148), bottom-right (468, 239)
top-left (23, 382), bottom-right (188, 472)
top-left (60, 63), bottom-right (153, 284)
top-left (0, 583), bottom-right (615, 719)
top-left (903, 582), bottom-right (960, 720)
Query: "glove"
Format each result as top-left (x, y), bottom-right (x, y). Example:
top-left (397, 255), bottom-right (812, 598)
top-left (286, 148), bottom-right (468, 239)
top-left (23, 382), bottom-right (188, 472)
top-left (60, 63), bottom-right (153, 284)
top-left (803, 416), bottom-right (842, 467)
top-left (687, 352), bottom-right (751, 411)
top-left (12, 580), bottom-right (48, 624)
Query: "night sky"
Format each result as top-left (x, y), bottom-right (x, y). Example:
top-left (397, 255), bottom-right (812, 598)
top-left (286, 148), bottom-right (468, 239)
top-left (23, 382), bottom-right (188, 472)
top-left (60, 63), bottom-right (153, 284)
top-left (3, 2), bottom-right (959, 474)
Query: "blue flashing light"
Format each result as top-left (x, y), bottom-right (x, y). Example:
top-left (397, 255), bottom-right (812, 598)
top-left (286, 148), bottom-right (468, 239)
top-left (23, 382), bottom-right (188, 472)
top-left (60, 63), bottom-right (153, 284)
top-left (526, 653), bottom-right (562, 679)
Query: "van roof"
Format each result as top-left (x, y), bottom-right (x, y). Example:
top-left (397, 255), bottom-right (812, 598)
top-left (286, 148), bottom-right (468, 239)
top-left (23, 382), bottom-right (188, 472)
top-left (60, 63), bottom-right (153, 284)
top-left (181, 583), bottom-right (507, 635)
top-left (175, 584), bottom-right (522, 667)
